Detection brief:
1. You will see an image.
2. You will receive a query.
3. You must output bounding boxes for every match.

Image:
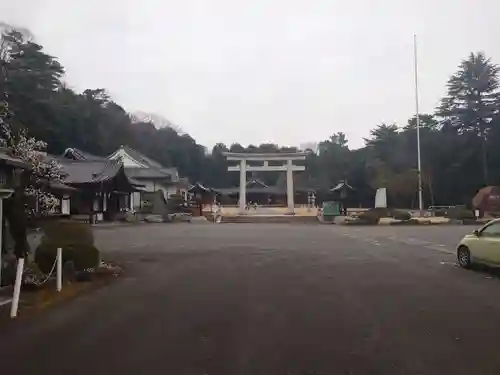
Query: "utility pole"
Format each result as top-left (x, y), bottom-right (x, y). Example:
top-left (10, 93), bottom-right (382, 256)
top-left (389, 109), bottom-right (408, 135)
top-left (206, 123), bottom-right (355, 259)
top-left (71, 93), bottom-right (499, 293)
top-left (414, 34), bottom-right (424, 216)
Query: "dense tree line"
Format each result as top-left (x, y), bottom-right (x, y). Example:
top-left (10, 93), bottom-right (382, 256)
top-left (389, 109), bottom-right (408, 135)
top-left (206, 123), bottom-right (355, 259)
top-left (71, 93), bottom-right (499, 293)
top-left (1, 26), bottom-right (500, 208)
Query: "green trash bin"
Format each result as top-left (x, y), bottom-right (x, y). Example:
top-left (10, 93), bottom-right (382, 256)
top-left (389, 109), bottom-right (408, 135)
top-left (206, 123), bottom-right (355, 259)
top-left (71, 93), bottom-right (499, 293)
top-left (322, 201), bottom-right (341, 221)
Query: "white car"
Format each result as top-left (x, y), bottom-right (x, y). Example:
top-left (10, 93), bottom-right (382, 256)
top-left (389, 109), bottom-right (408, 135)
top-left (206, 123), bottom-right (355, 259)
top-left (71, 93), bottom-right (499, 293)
top-left (457, 218), bottom-right (500, 268)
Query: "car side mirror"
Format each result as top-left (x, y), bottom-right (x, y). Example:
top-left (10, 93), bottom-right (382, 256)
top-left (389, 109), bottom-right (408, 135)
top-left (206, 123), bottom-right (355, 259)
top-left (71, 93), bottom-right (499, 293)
top-left (473, 229), bottom-right (480, 237)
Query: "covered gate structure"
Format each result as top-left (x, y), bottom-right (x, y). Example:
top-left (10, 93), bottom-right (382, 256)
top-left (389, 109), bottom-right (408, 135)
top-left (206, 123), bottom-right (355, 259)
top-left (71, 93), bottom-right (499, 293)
top-left (223, 152), bottom-right (308, 214)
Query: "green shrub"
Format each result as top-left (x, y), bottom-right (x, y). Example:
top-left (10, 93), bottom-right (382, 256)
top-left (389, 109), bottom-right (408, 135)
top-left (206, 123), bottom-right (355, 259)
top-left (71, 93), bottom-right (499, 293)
top-left (358, 210), bottom-right (381, 224)
top-left (446, 207), bottom-right (475, 220)
top-left (393, 210), bottom-right (412, 221)
top-left (41, 221), bottom-right (94, 246)
top-left (36, 221), bottom-right (98, 273)
top-left (73, 244), bottom-right (100, 271)
top-left (35, 241), bottom-right (99, 272)
top-left (375, 207), bottom-right (391, 217)
top-left (35, 241), bottom-right (74, 273)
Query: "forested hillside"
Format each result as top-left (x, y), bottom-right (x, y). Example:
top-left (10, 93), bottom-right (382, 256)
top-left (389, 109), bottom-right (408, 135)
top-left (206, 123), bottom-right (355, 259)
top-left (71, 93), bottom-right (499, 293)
top-left (2, 26), bottom-right (500, 208)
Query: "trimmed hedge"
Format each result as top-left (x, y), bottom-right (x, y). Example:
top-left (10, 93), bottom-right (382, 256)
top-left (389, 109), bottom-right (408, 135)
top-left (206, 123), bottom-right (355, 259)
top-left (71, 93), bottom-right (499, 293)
top-left (389, 218), bottom-right (420, 225)
top-left (357, 210), bottom-right (381, 225)
top-left (35, 242), bottom-right (100, 273)
top-left (446, 207), bottom-right (476, 220)
top-left (35, 221), bottom-right (99, 273)
top-left (41, 221), bottom-right (94, 246)
top-left (353, 207), bottom-right (393, 224)
top-left (393, 210), bottom-right (412, 221)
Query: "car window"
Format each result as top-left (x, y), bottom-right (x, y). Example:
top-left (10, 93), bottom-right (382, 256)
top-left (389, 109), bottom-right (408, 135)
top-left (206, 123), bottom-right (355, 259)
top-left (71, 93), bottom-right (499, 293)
top-left (481, 222), bottom-right (500, 236)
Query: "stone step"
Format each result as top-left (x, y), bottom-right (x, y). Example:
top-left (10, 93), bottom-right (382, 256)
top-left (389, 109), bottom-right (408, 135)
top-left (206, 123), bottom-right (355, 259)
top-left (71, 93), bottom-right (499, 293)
top-left (221, 215), bottom-right (319, 224)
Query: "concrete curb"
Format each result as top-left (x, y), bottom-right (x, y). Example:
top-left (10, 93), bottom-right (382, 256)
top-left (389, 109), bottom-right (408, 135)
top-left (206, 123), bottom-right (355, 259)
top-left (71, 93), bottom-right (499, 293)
top-left (341, 218), bottom-right (489, 226)
top-left (91, 222), bottom-right (166, 230)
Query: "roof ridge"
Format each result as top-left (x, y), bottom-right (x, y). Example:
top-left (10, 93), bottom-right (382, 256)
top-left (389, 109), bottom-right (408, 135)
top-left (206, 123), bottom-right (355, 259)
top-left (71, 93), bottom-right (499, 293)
top-left (63, 147), bottom-right (106, 161)
top-left (119, 145), bottom-right (165, 169)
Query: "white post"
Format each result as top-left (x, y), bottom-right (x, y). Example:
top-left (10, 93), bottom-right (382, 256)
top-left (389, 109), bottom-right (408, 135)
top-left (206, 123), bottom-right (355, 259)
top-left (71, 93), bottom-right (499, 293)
top-left (286, 160), bottom-right (294, 214)
top-left (10, 257), bottom-right (24, 318)
top-left (239, 159), bottom-right (246, 214)
top-left (103, 193), bottom-right (108, 212)
top-left (93, 196), bottom-right (99, 211)
top-left (61, 197), bottom-right (70, 215)
top-left (56, 247), bottom-right (62, 292)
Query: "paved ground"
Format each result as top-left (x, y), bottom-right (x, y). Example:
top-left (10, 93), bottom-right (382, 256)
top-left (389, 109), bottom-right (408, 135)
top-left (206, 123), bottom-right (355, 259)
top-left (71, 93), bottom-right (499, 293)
top-left (2, 224), bottom-right (500, 374)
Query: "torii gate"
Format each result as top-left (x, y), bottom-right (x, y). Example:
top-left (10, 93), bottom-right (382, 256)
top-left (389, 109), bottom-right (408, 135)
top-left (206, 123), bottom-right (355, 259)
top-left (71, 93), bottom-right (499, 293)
top-left (223, 152), bottom-right (308, 214)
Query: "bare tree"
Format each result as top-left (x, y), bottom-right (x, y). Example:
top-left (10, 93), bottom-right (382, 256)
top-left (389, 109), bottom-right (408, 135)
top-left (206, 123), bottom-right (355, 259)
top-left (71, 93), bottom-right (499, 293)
top-left (130, 111), bottom-right (183, 133)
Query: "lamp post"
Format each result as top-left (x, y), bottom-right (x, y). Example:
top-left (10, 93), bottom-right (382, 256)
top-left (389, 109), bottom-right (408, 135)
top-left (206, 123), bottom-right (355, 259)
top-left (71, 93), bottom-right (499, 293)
top-left (414, 34), bottom-right (424, 216)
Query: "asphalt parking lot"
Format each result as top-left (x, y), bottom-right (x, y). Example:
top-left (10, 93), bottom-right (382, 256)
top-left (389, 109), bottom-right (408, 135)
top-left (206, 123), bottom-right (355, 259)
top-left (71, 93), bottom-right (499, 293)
top-left (95, 222), bottom-right (474, 255)
top-left (2, 223), bottom-right (500, 375)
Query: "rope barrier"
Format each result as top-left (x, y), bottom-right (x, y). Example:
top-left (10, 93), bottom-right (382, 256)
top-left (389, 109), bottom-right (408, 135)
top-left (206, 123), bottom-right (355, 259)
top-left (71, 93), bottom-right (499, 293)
top-left (35, 251), bottom-right (59, 286)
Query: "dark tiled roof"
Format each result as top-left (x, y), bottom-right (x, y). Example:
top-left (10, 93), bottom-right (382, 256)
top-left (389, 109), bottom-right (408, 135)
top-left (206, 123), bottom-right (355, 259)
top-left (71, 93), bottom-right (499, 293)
top-left (246, 179), bottom-right (268, 188)
top-left (39, 154), bottom-right (143, 191)
top-left (330, 181), bottom-right (354, 192)
top-left (48, 181), bottom-right (78, 192)
top-left (124, 167), bottom-right (172, 180)
top-left (188, 183), bottom-right (212, 193)
top-left (59, 159), bottom-right (123, 184)
top-left (62, 148), bottom-right (106, 161)
top-left (63, 145), bottom-right (182, 183)
top-left (127, 177), bottom-right (145, 187)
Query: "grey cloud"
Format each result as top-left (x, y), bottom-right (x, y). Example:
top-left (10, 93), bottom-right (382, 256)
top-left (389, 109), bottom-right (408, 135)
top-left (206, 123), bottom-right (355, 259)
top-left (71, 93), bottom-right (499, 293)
top-left (1, 0), bottom-right (499, 149)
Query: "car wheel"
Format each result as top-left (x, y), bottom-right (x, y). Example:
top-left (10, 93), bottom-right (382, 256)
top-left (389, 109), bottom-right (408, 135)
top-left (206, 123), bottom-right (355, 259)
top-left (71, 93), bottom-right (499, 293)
top-left (457, 246), bottom-right (472, 268)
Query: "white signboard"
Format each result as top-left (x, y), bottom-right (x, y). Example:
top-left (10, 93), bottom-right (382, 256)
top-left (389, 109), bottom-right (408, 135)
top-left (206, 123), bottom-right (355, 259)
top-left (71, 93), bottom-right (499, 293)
top-left (61, 198), bottom-right (70, 215)
top-left (375, 188), bottom-right (387, 208)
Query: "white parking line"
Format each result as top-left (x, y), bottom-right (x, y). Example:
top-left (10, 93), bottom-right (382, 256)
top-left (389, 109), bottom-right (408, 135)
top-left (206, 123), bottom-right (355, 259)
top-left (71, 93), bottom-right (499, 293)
top-left (403, 238), bottom-right (431, 246)
top-left (440, 261), bottom-right (458, 266)
top-left (425, 244), bottom-right (454, 255)
top-left (0, 298), bottom-right (12, 307)
top-left (338, 232), bottom-right (455, 255)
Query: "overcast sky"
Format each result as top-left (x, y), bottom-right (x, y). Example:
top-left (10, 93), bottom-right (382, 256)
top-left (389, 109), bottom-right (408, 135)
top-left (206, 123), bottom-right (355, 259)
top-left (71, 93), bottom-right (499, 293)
top-left (1, 0), bottom-right (498, 149)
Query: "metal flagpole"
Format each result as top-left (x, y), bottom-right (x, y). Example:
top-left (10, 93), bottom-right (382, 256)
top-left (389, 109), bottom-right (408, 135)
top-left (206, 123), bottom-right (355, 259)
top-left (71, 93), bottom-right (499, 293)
top-left (414, 34), bottom-right (424, 216)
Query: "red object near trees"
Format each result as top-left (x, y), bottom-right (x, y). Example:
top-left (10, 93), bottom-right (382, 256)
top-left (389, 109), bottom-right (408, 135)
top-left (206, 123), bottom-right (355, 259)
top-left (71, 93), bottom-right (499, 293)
top-left (472, 186), bottom-right (500, 213)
